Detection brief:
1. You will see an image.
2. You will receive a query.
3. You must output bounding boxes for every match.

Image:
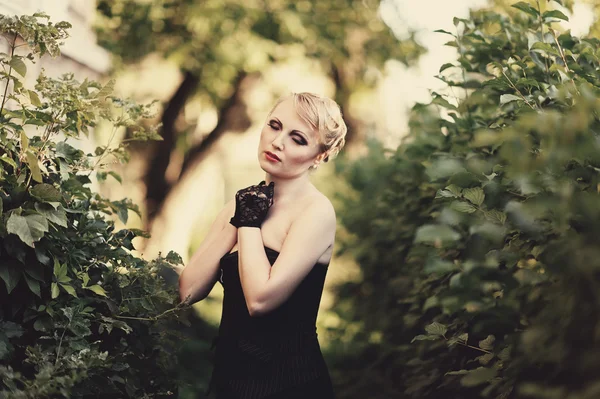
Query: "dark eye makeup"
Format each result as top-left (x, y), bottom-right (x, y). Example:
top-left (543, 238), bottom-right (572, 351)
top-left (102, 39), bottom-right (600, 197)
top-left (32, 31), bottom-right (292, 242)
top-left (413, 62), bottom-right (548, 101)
top-left (268, 119), bottom-right (307, 145)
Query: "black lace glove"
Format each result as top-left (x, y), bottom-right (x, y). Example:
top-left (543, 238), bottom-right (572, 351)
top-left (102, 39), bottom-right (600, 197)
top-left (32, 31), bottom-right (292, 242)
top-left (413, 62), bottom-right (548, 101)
top-left (229, 180), bottom-right (275, 228)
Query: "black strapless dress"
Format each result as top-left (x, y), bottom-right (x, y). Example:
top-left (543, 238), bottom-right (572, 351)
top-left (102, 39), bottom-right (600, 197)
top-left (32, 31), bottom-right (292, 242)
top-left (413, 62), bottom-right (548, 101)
top-left (208, 246), bottom-right (334, 399)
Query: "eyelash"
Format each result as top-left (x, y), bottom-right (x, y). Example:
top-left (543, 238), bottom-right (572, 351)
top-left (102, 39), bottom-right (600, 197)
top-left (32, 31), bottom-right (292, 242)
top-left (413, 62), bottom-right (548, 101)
top-left (268, 122), bottom-right (306, 145)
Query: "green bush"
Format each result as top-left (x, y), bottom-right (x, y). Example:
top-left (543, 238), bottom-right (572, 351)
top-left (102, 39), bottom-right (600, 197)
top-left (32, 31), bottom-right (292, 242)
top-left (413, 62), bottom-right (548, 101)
top-left (333, 2), bottom-right (600, 398)
top-left (0, 13), bottom-right (195, 398)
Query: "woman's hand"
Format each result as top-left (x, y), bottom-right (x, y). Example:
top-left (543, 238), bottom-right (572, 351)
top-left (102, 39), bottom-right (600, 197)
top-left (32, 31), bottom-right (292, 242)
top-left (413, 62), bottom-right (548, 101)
top-left (229, 180), bottom-right (275, 228)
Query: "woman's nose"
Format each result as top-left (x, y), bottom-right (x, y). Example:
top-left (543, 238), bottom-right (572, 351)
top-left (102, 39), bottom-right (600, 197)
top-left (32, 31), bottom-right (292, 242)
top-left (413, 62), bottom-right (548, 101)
top-left (271, 132), bottom-right (285, 150)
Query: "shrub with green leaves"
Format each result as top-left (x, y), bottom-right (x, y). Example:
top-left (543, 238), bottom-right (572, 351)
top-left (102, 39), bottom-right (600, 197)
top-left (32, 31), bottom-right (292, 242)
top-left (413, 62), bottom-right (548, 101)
top-left (0, 13), bottom-right (193, 398)
top-left (333, 1), bottom-right (600, 398)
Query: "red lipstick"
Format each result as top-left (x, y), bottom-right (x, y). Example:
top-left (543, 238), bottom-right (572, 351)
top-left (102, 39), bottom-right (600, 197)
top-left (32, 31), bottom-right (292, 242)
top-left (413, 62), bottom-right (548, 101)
top-left (264, 151), bottom-right (281, 162)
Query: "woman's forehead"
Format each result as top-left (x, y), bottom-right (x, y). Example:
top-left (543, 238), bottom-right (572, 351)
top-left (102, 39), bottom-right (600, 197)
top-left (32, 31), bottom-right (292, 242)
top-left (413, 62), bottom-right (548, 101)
top-left (271, 98), bottom-right (317, 134)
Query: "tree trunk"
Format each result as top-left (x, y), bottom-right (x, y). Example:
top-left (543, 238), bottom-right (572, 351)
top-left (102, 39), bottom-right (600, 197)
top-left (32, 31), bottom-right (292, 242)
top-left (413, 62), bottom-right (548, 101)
top-left (140, 72), bottom-right (254, 256)
top-left (144, 70), bottom-right (199, 222)
top-left (330, 63), bottom-right (363, 146)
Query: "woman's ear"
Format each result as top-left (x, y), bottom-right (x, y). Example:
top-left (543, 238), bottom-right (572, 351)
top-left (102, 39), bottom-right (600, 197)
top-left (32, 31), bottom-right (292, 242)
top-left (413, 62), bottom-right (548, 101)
top-left (315, 151), bottom-right (328, 164)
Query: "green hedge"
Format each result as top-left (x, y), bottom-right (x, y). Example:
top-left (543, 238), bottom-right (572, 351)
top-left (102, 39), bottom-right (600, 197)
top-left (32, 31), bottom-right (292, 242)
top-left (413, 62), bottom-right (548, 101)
top-left (0, 13), bottom-right (205, 398)
top-left (332, 2), bottom-right (600, 398)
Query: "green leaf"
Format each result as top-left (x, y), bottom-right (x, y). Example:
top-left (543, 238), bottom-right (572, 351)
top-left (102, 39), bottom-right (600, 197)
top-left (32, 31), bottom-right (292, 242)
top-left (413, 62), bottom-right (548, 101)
top-left (61, 283), bottom-right (77, 297)
top-left (425, 321), bottom-right (448, 336)
top-left (9, 57), bottom-right (27, 77)
top-left (165, 250), bottom-right (183, 265)
top-left (432, 94), bottom-right (457, 110)
top-left (0, 321), bottom-right (24, 338)
top-left (23, 274), bottom-right (41, 297)
top-left (426, 159), bottom-right (465, 181)
top-left (424, 257), bottom-right (456, 274)
top-left (498, 346), bottom-right (511, 361)
top-left (108, 171), bottom-right (122, 183)
top-left (81, 272), bottom-right (90, 287)
top-left (543, 10), bottom-right (569, 22)
top-left (478, 335), bottom-right (495, 351)
top-left (85, 284), bottom-right (107, 297)
top-left (30, 183), bottom-right (62, 203)
top-left (6, 212), bottom-right (49, 247)
top-left (511, 2), bottom-right (540, 18)
top-left (411, 334), bottom-right (441, 343)
top-left (484, 209), bottom-right (507, 225)
top-left (0, 341), bottom-right (10, 360)
top-left (500, 94), bottom-right (521, 105)
top-left (0, 197), bottom-right (3, 217)
top-left (531, 42), bottom-right (560, 56)
top-left (23, 261), bottom-right (44, 282)
top-left (463, 187), bottom-right (485, 206)
top-left (25, 150), bottom-right (43, 183)
top-left (53, 257), bottom-right (65, 278)
top-left (460, 367), bottom-right (497, 387)
top-left (51, 282), bottom-right (60, 299)
top-left (477, 353), bottom-right (495, 365)
top-left (448, 332), bottom-right (469, 346)
top-left (0, 260), bottom-right (21, 294)
top-left (446, 369), bottom-right (470, 376)
top-left (439, 63), bottom-right (455, 73)
top-left (94, 79), bottom-right (115, 100)
top-left (0, 155), bottom-right (17, 170)
top-left (20, 131), bottom-right (29, 151)
top-left (450, 201), bottom-right (477, 213)
top-left (34, 203), bottom-right (67, 227)
top-left (516, 78), bottom-right (540, 89)
top-left (434, 29), bottom-right (454, 36)
top-left (415, 224), bottom-right (461, 245)
top-left (28, 90), bottom-right (42, 107)
top-left (446, 184), bottom-right (462, 197)
top-left (436, 189), bottom-right (457, 198)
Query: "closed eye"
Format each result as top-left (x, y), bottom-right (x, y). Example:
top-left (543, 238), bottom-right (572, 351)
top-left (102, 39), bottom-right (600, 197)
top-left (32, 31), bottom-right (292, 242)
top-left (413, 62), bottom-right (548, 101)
top-left (268, 119), bottom-right (307, 145)
top-left (293, 134), bottom-right (307, 145)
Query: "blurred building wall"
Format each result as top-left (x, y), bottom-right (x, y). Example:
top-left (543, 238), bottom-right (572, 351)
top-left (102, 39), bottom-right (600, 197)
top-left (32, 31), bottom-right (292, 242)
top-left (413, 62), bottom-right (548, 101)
top-left (0, 0), bottom-right (110, 78)
top-left (0, 0), bottom-right (111, 192)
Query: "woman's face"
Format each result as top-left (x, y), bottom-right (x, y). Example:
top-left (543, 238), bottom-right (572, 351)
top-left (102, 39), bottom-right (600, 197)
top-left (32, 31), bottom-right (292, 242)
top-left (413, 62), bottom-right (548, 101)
top-left (258, 98), bottom-right (324, 178)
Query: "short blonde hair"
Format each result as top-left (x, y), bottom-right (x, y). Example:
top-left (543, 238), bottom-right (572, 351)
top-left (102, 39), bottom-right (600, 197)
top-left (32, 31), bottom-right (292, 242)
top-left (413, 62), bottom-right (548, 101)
top-left (269, 92), bottom-right (347, 163)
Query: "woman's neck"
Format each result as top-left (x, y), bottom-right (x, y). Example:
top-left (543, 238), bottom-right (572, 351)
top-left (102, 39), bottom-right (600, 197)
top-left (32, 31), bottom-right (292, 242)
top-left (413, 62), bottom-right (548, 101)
top-left (264, 174), bottom-right (314, 204)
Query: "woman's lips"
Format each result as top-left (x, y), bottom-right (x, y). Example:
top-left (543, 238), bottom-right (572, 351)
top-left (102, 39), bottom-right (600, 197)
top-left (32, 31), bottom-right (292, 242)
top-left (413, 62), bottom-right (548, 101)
top-left (264, 151), bottom-right (281, 162)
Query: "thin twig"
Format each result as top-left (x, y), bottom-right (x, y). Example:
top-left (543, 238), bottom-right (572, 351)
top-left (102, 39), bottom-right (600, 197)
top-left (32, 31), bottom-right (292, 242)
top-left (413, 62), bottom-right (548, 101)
top-left (502, 70), bottom-right (537, 110)
top-left (459, 342), bottom-right (493, 354)
top-left (115, 305), bottom-right (184, 322)
top-left (56, 309), bottom-right (76, 365)
top-left (550, 28), bottom-right (580, 96)
top-left (443, 334), bottom-right (493, 354)
top-left (0, 33), bottom-right (18, 117)
top-left (536, 0), bottom-right (550, 76)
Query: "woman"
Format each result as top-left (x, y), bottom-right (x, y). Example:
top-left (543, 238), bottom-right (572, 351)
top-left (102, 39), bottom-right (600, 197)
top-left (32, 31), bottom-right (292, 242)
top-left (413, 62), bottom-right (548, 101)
top-left (178, 92), bottom-right (347, 399)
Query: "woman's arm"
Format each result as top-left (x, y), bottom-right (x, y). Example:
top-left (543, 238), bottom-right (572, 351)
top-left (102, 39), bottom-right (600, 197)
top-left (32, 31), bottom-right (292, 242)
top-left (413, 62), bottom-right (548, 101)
top-left (178, 200), bottom-right (237, 304)
top-left (237, 197), bottom-right (336, 316)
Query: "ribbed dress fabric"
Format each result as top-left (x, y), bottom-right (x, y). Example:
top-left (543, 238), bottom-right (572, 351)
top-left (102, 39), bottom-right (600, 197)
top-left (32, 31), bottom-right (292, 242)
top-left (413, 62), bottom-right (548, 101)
top-left (208, 246), bottom-right (334, 399)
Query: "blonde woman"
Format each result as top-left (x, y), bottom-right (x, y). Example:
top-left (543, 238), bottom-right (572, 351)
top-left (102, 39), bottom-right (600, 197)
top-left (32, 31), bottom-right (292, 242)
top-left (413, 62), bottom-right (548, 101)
top-left (179, 92), bottom-right (347, 399)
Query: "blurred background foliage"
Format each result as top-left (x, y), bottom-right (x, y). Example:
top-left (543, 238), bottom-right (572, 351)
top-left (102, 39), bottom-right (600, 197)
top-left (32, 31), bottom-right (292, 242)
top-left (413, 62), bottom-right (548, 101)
top-left (2, 0), bottom-right (600, 398)
top-left (95, 0), bottom-right (425, 224)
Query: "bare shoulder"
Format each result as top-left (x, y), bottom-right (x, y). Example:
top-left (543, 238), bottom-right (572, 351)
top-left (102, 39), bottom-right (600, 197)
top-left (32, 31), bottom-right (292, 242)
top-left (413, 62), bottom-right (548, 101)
top-left (298, 191), bottom-right (337, 231)
top-left (310, 191), bottom-right (336, 218)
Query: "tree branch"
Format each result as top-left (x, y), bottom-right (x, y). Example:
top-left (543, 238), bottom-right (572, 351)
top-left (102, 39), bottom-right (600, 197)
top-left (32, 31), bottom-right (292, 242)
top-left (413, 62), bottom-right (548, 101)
top-left (179, 71), bottom-right (249, 175)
